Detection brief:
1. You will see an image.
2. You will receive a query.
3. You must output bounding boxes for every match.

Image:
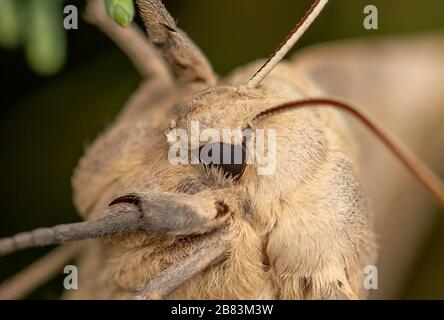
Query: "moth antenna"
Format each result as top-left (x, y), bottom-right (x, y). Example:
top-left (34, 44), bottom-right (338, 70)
top-left (252, 98), bottom-right (444, 207)
top-left (245, 0), bottom-right (329, 88)
top-left (0, 243), bottom-right (82, 300)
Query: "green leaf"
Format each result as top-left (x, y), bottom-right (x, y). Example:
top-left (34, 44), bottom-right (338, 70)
top-left (104, 0), bottom-right (135, 27)
top-left (0, 0), bottom-right (21, 49)
top-left (25, 0), bottom-right (67, 76)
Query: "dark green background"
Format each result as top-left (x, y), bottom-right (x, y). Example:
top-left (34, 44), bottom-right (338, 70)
top-left (0, 0), bottom-right (443, 299)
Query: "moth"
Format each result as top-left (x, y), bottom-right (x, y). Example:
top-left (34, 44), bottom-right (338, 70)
top-left (1, 0), bottom-right (443, 300)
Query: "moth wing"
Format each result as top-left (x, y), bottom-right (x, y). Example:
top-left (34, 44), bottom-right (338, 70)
top-left (291, 34), bottom-right (444, 299)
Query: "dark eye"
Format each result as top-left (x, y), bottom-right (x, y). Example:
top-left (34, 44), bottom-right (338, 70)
top-left (199, 142), bottom-right (246, 179)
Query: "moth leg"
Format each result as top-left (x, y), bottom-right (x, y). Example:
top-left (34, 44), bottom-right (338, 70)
top-left (271, 256), bottom-right (360, 300)
top-left (266, 156), bottom-right (375, 300)
top-left (84, 0), bottom-right (173, 84)
top-left (134, 243), bottom-right (227, 300)
top-left (0, 243), bottom-right (82, 300)
top-left (300, 269), bottom-right (359, 300)
top-left (268, 211), bottom-right (370, 300)
top-left (135, 0), bottom-right (217, 88)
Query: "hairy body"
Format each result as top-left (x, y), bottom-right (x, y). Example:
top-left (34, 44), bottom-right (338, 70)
top-left (1, 0), bottom-right (443, 300)
top-left (69, 31), bottom-right (444, 298)
top-left (69, 60), bottom-right (375, 299)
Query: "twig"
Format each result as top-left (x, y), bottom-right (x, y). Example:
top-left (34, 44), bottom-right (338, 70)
top-left (85, 0), bottom-right (173, 83)
top-left (0, 243), bottom-right (82, 300)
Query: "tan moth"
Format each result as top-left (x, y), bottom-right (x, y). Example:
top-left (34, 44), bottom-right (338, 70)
top-left (0, 0), bottom-right (443, 299)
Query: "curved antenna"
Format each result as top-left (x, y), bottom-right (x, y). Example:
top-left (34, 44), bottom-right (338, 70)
top-left (245, 0), bottom-right (329, 88)
top-left (251, 98), bottom-right (444, 207)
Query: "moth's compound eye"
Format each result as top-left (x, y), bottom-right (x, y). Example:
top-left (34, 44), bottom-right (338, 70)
top-left (199, 142), bottom-right (246, 179)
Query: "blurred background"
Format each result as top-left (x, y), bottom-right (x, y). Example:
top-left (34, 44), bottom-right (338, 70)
top-left (0, 0), bottom-right (443, 299)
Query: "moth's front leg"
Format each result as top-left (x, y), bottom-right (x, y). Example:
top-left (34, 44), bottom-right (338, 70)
top-left (266, 155), bottom-right (376, 300)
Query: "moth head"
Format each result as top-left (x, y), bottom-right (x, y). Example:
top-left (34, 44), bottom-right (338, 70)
top-left (69, 0), bottom-right (330, 224)
top-left (0, 0), bottom-right (332, 256)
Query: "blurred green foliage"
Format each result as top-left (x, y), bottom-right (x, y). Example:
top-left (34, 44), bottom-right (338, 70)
top-left (0, 0), bottom-right (133, 75)
top-left (25, 0), bottom-right (67, 75)
top-left (0, 0), bottom-right (21, 49)
top-left (0, 0), bottom-right (443, 299)
top-left (0, 0), bottom-right (67, 75)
